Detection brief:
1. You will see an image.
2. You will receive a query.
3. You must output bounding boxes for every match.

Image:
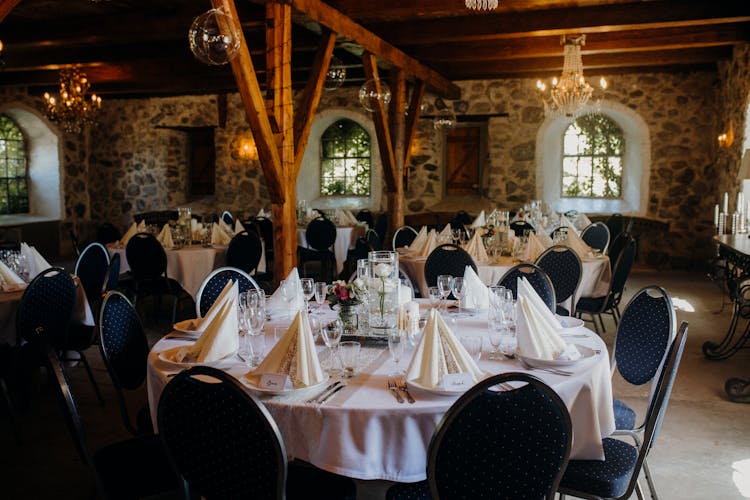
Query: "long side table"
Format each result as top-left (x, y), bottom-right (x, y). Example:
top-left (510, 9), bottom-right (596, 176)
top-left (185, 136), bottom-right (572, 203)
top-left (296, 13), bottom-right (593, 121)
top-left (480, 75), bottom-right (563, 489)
top-left (706, 235), bottom-right (750, 403)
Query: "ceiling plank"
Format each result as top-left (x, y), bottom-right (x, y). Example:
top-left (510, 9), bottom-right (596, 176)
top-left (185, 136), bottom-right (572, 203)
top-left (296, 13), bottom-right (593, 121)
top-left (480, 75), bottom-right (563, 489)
top-left (366, 1), bottom-right (750, 46)
top-left (288, 0), bottom-right (461, 99)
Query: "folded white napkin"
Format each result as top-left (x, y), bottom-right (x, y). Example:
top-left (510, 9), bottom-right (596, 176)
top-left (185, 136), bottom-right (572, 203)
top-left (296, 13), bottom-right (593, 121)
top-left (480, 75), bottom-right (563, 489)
top-left (516, 277), bottom-right (580, 361)
top-left (211, 222), bottom-right (232, 245)
top-left (418, 230), bottom-right (439, 257)
top-left (462, 231), bottom-right (489, 264)
top-left (345, 210), bottom-right (361, 226)
top-left (523, 232), bottom-right (547, 262)
top-left (463, 266), bottom-right (489, 310)
top-left (251, 311), bottom-right (326, 388)
top-left (120, 222), bottom-right (138, 246)
top-left (157, 224), bottom-right (174, 249)
top-left (408, 226), bottom-right (428, 252)
top-left (21, 242), bottom-right (52, 280)
top-left (219, 219), bottom-right (234, 236)
top-left (537, 229), bottom-right (554, 248)
top-left (438, 224), bottom-right (452, 242)
top-left (559, 215), bottom-right (580, 235)
top-left (576, 213), bottom-right (592, 231)
top-left (267, 268), bottom-right (304, 314)
top-left (234, 219), bottom-right (245, 235)
top-left (406, 308), bottom-right (485, 389)
top-left (137, 220), bottom-right (147, 232)
top-left (174, 281), bottom-right (239, 363)
top-left (0, 260), bottom-right (24, 288)
top-left (563, 228), bottom-right (593, 259)
top-left (470, 210), bottom-right (486, 228)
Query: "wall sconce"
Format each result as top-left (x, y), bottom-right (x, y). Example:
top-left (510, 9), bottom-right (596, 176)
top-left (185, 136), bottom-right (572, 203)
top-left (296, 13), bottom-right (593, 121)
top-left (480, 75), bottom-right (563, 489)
top-left (718, 121), bottom-right (734, 149)
top-left (238, 135), bottom-right (257, 160)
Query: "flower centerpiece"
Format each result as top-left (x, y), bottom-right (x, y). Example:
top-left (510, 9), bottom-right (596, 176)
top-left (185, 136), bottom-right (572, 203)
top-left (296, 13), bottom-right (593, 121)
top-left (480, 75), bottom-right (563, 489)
top-left (367, 251), bottom-right (399, 335)
top-left (326, 279), bottom-right (366, 334)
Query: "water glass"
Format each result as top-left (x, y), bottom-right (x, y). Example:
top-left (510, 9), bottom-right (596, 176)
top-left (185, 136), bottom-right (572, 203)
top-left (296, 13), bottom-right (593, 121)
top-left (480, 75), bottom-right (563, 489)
top-left (357, 259), bottom-right (370, 280)
top-left (322, 319), bottom-right (343, 372)
top-left (452, 277), bottom-right (466, 317)
top-left (428, 286), bottom-right (441, 310)
top-left (487, 306), bottom-right (505, 360)
top-left (339, 341), bottom-right (361, 378)
top-left (388, 329), bottom-right (405, 374)
top-left (460, 336), bottom-right (483, 362)
top-left (301, 278), bottom-right (315, 312)
top-left (437, 275), bottom-right (454, 313)
top-left (314, 282), bottom-right (327, 313)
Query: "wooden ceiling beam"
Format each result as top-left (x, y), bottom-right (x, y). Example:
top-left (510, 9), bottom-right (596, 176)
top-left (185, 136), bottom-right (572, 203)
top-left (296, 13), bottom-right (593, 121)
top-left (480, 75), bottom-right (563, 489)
top-left (287, 0), bottom-right (461, 99)
top-left (0, 0), bottom-right (21, 23)
top-left (403, 80), bottom-right (425, 172)
top-left (367, 2), bottom-right (750, 46)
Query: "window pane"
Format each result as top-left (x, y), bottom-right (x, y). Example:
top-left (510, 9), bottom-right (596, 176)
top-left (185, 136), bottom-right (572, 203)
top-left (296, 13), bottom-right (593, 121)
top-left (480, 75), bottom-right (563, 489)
top-left (562, 158), bottom-right (578, 177)
top-left (320, 119), bottom-right (371, 197)
top-left (0, 115), bottom-right (28, 214)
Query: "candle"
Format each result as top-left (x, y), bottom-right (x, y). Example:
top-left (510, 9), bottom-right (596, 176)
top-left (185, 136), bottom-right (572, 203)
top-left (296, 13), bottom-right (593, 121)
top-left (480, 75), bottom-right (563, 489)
top-left (724, 192), bottom-right (729, 214)
top-left (738, 192), bottom-right (744, 216)
top-left (715, 204), bottom-right (720, 227)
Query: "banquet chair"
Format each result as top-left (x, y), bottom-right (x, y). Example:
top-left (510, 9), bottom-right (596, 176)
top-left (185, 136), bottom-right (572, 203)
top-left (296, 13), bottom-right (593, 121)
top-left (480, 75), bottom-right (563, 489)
top-left (356, 208), bottom-right (375, 227)
top-left (195, 267), bottom-right (261, 317)
top-left (424, 244), bottom-right (477, 288)
top-left (366, 228), bottom-right (382, 250)
top-left (103, 252), bottom-right (121, 294)
top-left (298, 217), bottom-right (337, 282)
top-left (74, 242), bottom-right (110, 313)
top-left (498, 263), bottom-right (556, 311)
top-left (387, 373), bottom-right (572, 500)
top-left (535, 245), bottom-right (582, 316)
top-left (125, 232), bottom-right (185, 323)
top-left (575, 236), bottom-right (637, 334)
top-left (221, 210), bottom-right (234, 227)
top-left (99, 291), bottom-right (153, 436)
top-left (375, 213), bottom-right (388, 247)
top-left (32, 329), bottom-right (182, 500)
top-left (509, 220), bottom-right (535, 237)
top-left (96, 222), bottom-right (122, 245)
top-left (158, 366), bottom-right (356, 500)
top-left (226, 230), bottom-right (263, 275)
top-left (605, 213), bottom-right (626, 240)
top-left (392, 225), bottom-right (418, 250)
top-left (559, 322), bottom-right (688, 500)
top-left (581, 221), bottom-right (611, 253)
top-left (254, 216), bottom-right (274, 263)
top-left (451, 209), bottom-right (473, 229)
top-left (607, 231), bottom-right (631, 264)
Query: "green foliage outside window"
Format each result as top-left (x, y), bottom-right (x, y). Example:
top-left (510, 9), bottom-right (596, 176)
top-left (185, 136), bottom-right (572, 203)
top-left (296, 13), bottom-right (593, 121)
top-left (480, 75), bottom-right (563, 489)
top-left (0, 114), bottom-right (29, 214)
top-left (562, 114), bottom-right (624, 199)
top-left (320, 119), bottom-right (371, 196)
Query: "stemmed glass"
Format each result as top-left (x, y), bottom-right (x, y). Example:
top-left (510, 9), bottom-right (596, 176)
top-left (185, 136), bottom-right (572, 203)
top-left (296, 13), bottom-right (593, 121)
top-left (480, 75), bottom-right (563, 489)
top-left (500, 299), bottom-right (518, 357)
top-left (428, 286), bottom-right (441, 310)
top-left (437, 275), bottom-right (454, 313)
top-left (451, 228), bottom-right (463, 246)
top-left (301, 278), bottom-right (315, 313)
top-left (487, 305), bottom-right (505, 360)
top-left (388, 329), bottom-right (405, 374)
top-left (321, 319), bottom-right (343, 373)
top-left (452, 277), bottom-right (466, 317)
top-left (314, 282), bottom-right (327, 314)
top-left (279, 279), bottom-right (297, 319)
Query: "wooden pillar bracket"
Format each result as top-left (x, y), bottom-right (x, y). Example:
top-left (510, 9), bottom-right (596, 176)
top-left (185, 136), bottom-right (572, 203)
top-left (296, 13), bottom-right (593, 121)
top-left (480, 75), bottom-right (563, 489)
top-left (362, 51), bottom-right (398, 192)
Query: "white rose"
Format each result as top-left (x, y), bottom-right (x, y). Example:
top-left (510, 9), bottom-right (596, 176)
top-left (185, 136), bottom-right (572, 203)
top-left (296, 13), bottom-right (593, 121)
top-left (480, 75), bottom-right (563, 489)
top-left (374, 263), bottom-right (392, 277)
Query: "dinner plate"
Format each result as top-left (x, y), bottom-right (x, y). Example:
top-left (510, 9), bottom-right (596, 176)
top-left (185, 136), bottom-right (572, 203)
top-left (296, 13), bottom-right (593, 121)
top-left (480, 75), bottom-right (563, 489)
top-left (555, 315), bottom-right (585, 329)
top-left (157, 345), bottom-right (236, 369)
top-left (241, 375), bottom-right (330, 396)
top-left (172, 319), bottom-right (203, 334)
top-left (517, 344), bottom-right (596, 368)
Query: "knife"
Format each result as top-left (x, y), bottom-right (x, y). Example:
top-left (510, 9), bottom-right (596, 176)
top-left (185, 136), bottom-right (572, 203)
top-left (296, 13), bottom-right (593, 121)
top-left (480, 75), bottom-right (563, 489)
top-left (306, 381), bottom-right (341, 404)
top-left (318, 383), bottom-right (345, 404)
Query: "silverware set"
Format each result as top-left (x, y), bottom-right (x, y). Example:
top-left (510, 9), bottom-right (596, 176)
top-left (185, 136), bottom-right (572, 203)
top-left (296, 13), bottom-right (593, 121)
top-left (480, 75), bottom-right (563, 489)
top-left (387, 376), bottom-right (415, 404)
top-left (306, 380), bottom-right (346, 404)
top-left (518, 358), bottom-right (573, 376)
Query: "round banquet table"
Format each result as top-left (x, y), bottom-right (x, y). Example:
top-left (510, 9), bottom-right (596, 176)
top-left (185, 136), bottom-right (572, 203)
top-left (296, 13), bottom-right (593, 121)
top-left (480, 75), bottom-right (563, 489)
top-left (146, 303), bottom-right (615, 483)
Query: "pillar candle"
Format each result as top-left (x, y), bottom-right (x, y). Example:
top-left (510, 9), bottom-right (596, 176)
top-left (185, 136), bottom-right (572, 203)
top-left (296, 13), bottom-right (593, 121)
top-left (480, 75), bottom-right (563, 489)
top-left (724, 192), bottom-right (729, 213)
top-left (715, 204), bottom-right (720, 227)
top-left (738, 192), bottom-right (744, 217)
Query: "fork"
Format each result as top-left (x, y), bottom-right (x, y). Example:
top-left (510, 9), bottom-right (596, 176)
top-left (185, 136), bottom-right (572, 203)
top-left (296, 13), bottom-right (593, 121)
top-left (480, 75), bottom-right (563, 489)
top-left (397, 376), bottom-right (415, 404)
top-left (518, 358), bottom-right (573, 376)
top-left (387, 377), bottom-right (405, 403)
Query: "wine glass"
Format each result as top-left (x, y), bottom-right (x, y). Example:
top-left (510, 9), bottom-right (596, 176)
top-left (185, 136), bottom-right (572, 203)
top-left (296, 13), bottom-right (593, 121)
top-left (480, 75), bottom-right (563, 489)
top-left (501, 300), bottom-right (518, 357)
top-left (314, 282), bottom-right (327, 314)
top-left (452, 277), bottom-right (466, 317)
top-left (279, 279), bottom-right (297, 319)
top-left (321, 319), bottom-right (343, 373)
top-left (388, 329), bottom-right (405, 374)
top-left (428, 286), bottom-right (441, 310)
top-left (301, 278), bottom-right (315, 313)
top-left (247, 300), bottom-right (267, 367)
top-left (487, 305), bottom-right (505, 360)
top-left (308, 315), bottom-right (322, 342)
top-left (437, 275), bottom-right (454, 313)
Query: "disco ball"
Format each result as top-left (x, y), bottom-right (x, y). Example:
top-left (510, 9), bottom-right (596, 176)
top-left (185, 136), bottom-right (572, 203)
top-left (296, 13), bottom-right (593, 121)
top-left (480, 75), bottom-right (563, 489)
top-left (358, 79), bottom-right (391, 112)
top-left (188, 8), bottom-right (241, 66)
top-left (324, 56), bottom-right (346, 91)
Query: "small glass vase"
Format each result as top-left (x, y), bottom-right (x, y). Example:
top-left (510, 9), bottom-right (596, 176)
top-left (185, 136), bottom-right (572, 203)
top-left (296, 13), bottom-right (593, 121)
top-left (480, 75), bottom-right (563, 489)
top-left (339, 303), bottom-right (359, 336)
top-left (367, 251), bottom-right (399, 336)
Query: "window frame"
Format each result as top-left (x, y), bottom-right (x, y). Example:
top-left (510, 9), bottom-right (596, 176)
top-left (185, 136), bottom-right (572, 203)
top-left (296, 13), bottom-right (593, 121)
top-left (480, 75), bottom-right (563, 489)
top-left (0, 114), bottom-right (29, 215)
top-left (319, 118), bottom-right (372, 198)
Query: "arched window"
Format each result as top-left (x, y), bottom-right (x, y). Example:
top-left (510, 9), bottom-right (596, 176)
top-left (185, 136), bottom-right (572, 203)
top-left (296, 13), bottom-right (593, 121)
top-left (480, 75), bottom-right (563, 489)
top-left (562, 114), bottom-right (624, 199)
top-left (320, 119), bottom-right (371, 196)
top-left (0, 114), bottom-right (29, 214)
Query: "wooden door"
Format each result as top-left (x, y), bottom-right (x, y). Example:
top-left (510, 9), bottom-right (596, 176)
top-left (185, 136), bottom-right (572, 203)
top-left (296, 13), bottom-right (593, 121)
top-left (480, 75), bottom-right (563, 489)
top-left (446, 126), bottom-right (480, 196)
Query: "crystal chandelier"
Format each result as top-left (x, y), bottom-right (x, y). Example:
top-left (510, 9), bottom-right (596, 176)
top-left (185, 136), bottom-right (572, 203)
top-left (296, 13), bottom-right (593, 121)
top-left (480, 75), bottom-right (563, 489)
top-left (43, 67), bottom-right (102, 134)
top-left (465, 0), bottom-right (498, 10)
top-left (536, 35), bottom-right (607, 118)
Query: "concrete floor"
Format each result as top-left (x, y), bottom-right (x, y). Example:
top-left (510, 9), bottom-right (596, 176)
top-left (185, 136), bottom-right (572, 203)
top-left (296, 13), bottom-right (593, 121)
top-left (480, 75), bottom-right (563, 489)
top-left (1, 265), bottom-right (749, 499)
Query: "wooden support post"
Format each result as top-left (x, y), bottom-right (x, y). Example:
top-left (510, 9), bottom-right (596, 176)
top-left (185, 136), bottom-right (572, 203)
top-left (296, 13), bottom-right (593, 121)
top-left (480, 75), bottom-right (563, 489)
top-left (0, 0), bottom-right (21, 23)
top-left (388, 69), bottom-right (406, 238)
top-left (403, 80), bottom-right (426, 189)
top-left (361, 52), bottom-right (397, 193)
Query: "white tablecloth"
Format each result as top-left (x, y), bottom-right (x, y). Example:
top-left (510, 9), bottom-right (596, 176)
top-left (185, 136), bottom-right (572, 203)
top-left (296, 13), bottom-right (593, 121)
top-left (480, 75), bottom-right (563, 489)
top-left (297, 225), bottom-right (367, 275)
top-left (400, 254), bottom-right (611, 309)
top-left (109, 245), bottom-right (227, 300)
top-left (146, 304), bottom-right (615, 482)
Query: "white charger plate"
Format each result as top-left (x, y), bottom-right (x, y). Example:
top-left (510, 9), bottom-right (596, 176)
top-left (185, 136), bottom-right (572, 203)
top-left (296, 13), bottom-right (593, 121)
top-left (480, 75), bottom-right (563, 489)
top-left (157, 345), bottom-right (236, 369)
top-left (241, 375), bottom-right (329, 396)
top-left (172, 319), bottom-right (203, 335)
top-left (517, 344), bottom-right (596, 368)
top-left (555, 315), bottom-right (585, 329)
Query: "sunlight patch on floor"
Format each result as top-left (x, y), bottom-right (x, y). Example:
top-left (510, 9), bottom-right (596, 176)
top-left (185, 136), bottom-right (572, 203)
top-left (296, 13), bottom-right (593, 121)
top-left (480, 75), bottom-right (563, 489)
top-left (672, 297), bottom-right (695, 312)
top-left (732, 458), bottom-right (750, 497)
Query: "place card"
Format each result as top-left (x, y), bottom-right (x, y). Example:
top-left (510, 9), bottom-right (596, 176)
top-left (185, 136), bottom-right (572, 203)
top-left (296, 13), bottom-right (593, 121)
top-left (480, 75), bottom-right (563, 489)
top-left (440, 372), bottom-right (473, 391)
top-left (260, 373), bottom-right (293, 390)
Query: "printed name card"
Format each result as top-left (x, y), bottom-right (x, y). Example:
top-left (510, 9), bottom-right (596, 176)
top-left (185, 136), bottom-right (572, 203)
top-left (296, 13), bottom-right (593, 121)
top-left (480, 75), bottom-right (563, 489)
top-left (440, 372), bottom-right (473, 391)
top-left (260, 373), bottom-right (292, 390)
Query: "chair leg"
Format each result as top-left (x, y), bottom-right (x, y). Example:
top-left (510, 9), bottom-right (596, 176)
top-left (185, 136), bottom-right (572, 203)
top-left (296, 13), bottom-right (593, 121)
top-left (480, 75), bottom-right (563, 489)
top-left (597, 313), bottom-right (606, 334)
top-left (78, 351), bottom-right (104, 406)
top-left (642, 456), bottom-right (659, 500)
top-left (0, 378), bottom-right (20, 444)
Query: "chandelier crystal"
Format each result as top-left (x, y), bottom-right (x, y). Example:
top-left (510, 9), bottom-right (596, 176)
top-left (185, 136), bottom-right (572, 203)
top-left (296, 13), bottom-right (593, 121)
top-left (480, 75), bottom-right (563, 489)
top-left (43, 67), bottom-right (102, 134)
top-left (536, 35), bottom-right (607, 118)
top-left (465, 0), bottom-right (498, 10)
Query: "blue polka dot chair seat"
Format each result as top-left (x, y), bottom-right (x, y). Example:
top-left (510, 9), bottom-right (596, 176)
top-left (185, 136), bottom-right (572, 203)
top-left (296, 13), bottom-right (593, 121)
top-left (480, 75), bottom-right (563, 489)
top-left (581, 222), bottom-right (611, 254)
top-left (387, 373), bottom-right (572, 500)
top-left (424, 243), bottom-right (477, 289)
top-left (560, 323), bottom-right (688, 500)
top-left (158, 366), bottom-right (356, 500)
top-left (535, 245), bottom-right (582, 316)
top-left (99, 291), bottom-right (153, 435)
top-left (497, 263), bottom-right (556, 311)
top-left (195, 267), bottom-right (260, 318)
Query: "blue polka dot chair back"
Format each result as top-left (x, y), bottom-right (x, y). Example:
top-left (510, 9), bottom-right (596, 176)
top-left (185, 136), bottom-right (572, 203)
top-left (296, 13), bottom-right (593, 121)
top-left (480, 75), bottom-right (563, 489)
top-left (580, 222), bottom-right (611, 254)
top-left (104, 252), bottom-right (121, 293)
top-left (306, 217), bottom-right (337, 251)
top-left (125, 232), bottom-right (167, 280)
top-left (74, 242), bottom-right (110, 307)
top-left (614, 286), bottom-right (675, 386)
top-left (498, 263), bottom-right (556, 311)
top-left (535, 245), bottom-right (582, 314)
top-left (158, 366), bottom-right (287, 500)
top-left (221, 210), bottom-right (234, 227)
top-left (226, 230), bottom-right (263, 274)
top-left (428, 373), bottom-right (572, 500)
top-left (195, 267), bottom-right (260, 317)
top-left (99, 291), bottom-right (148, 391)
top-left (510, 220), bottom-right (535, 237)
top-left (392, 225), bottom-right (418, 250)
top-left (424, 244), bottom-right (477, 288)
top-left (16, 267), bottom-right (76, 348)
